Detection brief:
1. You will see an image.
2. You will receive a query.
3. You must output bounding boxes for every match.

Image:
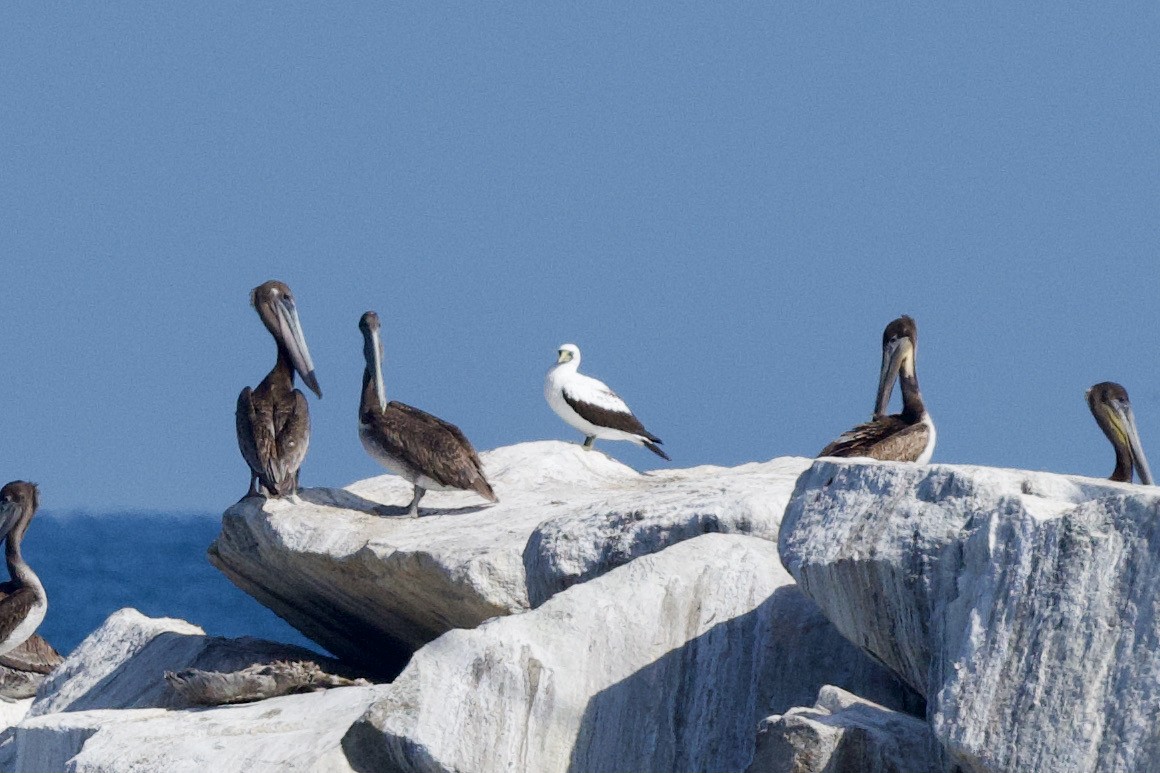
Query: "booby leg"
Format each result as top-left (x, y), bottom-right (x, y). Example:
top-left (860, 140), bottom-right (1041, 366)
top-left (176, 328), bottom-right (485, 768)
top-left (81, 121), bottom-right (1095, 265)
top-left (407, 485), bottom-right (426, 518)
top-left (583, 436), bottom-right (596, 450)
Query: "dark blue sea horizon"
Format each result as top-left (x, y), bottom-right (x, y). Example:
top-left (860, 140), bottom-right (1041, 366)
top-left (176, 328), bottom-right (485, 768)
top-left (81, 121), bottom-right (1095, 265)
top-left (22, 511), bottom-right (320, 656)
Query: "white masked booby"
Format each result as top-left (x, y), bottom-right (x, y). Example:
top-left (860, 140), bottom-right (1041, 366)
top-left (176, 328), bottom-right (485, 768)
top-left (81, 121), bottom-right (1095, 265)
top-left (545, 343), bottom-right (670, 460)
top-left (236, 280), bottom-right (322, 499)
top-left (358, 312), bottom-right (497, 517)
top-left (1087, 381), bottom-right (1154, 485)
top-left (0, 482), bottom-right (49, 660)
top-left (819, 316), bottom-right (935, 463)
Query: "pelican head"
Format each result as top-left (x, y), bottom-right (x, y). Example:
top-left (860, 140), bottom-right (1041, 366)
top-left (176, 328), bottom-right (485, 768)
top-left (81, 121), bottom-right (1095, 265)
top-left (556, 343), bottom-right (580, 366)
top-left (251, 280), bottom-right (322, 399)
top-left (0, 481), bottom-right (38, 544)
top-left (1087, 381), bottom-right (1153, 485)
top-left (874, 315), bottom-right (918, 418)
top-left (359, 311), bottom-right (387, 412)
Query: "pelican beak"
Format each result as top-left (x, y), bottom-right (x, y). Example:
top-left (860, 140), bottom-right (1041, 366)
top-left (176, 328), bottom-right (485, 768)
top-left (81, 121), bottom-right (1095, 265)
top-left (874, 337), bottom-right (908, 418)
top-left (0, 500), bottom-right (21, 543)
top-left (1107, 398), bottom-right (1154, 485)
top-left (276, 296), bottom-right (322, 398)
top-left (370, 326), bottom-right (387, 412)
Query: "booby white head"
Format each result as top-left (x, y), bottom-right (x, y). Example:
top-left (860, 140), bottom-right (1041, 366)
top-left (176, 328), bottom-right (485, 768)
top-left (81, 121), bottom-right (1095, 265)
top-left (556, 343), bottom-right (580, 367)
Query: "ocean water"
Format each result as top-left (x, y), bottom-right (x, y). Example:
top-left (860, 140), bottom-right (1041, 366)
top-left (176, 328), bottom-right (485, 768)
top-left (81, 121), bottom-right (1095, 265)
top-left (21, 512), bottom-right (319, 656)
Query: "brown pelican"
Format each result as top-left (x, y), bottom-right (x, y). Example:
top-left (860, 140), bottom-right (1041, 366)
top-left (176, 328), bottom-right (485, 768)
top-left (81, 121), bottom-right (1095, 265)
top-left (236, 280), bottom-right (322, 498)
top-left (819, 315), bottom-right (936, 463)
top-left (1087, 381), bottom-right (1153, 484)
top-left (358, 312), bottom-right (497, 517)
top-left (0, 482), bottom-right (49, 662)
top-left (544, 343), bottom-right (670, 460)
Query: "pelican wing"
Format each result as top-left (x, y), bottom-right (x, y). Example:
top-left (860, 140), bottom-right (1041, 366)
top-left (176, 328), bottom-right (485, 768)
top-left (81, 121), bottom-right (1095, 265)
top-left (236, 387), bottom-right (273, 490)
top-left (271, 389), bottom-right (311, 491)
top-left (0, 634), bottom-right (62, 674)
top-left (0, 587), bottom-right (41, 653)
top-left (562, 382), bottom-right (659, 442)
top-left (819, 415), bottom-right (930, 462)
top-left (237, 387), bottom-right (310, 495)
top-left (371, 402), bottom-right (496, 500)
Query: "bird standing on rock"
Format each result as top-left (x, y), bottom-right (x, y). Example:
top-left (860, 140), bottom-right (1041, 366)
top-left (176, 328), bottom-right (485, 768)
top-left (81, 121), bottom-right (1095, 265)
top-left (819, 315), bottom-right (936, 463)
top-left (357, 311), bottom-right (497, 517)
top-left (236, 280), bottom-right (322, 499)
top-left (545, 343), bottom-right (669, 460)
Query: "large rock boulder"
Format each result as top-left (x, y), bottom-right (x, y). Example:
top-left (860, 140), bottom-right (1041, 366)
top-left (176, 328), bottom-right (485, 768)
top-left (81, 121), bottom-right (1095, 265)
top-left (780, 459), bottom-right (1160, 773)
top-left (343, 533), bottom-right (916, 773)
top-left (0, 608), bottom-right (388, 772)
top-left (748, 686), bottom-right (948, 773)
top-left (209, 441), bottom-right (811, 673)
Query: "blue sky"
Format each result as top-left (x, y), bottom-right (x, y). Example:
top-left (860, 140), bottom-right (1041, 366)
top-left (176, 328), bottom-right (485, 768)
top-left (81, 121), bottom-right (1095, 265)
top-left (1, 5), bottom-right (1158, 510)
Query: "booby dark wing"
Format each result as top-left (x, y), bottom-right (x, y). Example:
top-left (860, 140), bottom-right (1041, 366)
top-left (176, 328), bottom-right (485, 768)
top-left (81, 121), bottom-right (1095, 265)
top-left (819, 415), bottom-right (931, 462)
top-left (561, 386), bottom-right (669, 460)
top-left (561, 386), bottom-right (660, 442)
top-left (0, 634), bottom-right (62, 674)
top-left (236, 387), bottom-right (311, 495)
top-left (369, 402), bottom-right (496, 501)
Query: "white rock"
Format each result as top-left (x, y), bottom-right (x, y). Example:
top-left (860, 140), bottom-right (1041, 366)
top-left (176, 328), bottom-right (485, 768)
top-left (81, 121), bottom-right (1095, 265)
top-left (344, 534), bottom-right (916, 773)
top-left (209, 441), bottom-right (812, 672)
top-left (780, 459), bottom-right (1160, 773)
top-left (0, 700), bottom-right (32, 737)
top-left (0, 608), bottom-right (387, 772)
top-left (8, 689), bottom-right (381, 773)
top-left (748, 685), bottom-right (948, 773)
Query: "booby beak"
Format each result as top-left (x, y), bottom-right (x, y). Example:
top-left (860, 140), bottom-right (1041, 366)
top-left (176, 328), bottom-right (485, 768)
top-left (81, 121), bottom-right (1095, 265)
top-left (275, 296), bottom-right (322, 399)
top-left (873, 337), bottom-right (911, 418)
top-left (557, 350), bottom-right (571, 364)
top-left (1102, 397), bottom-right (1154, 485)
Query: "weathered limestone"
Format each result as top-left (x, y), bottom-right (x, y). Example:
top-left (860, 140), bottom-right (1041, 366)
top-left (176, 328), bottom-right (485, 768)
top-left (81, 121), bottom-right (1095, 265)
top-left (344, 534), bottom-right (916, 773)
top-left (780, 459), bottom-right (1160, 773)
top-left (209, 441), bottom-right (811, 672)
top-left (0, 608), bottom-right (387, 772)
top-left (748, 685), bottom-right (948, 773)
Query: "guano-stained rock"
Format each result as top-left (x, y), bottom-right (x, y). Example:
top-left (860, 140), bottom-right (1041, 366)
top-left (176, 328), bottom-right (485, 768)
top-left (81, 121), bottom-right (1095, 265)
top-left (780, 459), bottom-right (1160, 773)
top-left (209, 441), bottom-right (811, 673)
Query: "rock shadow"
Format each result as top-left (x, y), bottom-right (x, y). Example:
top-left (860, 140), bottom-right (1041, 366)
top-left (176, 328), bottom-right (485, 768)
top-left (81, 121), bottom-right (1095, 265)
top-left (298, 488), bottom-right (494, 519)
top-left (565, 585), bottom-right (923, 773)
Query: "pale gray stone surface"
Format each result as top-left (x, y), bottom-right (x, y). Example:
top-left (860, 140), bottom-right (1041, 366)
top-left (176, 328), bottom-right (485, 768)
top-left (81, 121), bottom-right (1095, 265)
top-left (209, 440), bottom-right (811, 672)
top-left (29, 608), bottom-right (345, 716)
top-left (780, 459), bottom-right (1160, 773)
top-left (0, 608), bottom-right (386, 772)
top-left (344, 534), bottom-right (916, 773)
top-left (748, 686), bottom-right (949, 773)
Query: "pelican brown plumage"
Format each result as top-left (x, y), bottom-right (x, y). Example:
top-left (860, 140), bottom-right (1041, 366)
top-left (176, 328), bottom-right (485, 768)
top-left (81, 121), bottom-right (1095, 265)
top-left (819, 315), bottom-right (936, 463)
top-left (1086, 381), bottom-right (1154, 485)
top-left (357, 311), bottom-right (497, 517)
top-left (236, 280), bottom-right (322, 499)
top-left (0, 482), bottom-right (50, 661)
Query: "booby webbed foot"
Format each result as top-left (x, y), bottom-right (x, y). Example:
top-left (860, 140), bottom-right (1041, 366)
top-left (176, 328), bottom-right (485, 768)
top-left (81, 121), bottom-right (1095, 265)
top-left (582, 436), bottom-right (596, 450)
